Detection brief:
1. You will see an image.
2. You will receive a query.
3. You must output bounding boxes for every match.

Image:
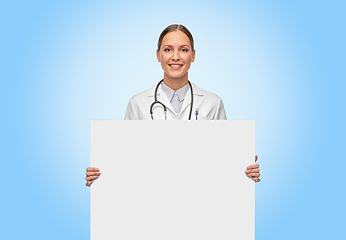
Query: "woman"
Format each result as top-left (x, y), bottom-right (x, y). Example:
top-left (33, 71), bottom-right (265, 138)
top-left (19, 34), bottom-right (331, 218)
top-left (85, 24), bottom-right (260, 186)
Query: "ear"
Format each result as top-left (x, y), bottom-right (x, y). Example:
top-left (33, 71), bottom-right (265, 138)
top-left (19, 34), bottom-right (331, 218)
top-left (156, 49), bottom-right (161, 62)
top-left (191, 49), bottom-right (196, 63)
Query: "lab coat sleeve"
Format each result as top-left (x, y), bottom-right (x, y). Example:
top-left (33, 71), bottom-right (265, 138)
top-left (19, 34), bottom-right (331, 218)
top-left (215, 98), bottom-right (227, 120)
top-left (124, 98), bottom-right (138, 120)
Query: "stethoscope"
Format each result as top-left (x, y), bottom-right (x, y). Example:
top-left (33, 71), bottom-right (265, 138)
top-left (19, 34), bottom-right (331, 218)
top-left (150, 79), bottom-right (194, 120)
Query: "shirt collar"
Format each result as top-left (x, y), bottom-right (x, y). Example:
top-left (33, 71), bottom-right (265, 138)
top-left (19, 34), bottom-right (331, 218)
top-left (147, 81), bottom-right (204, 97)
top-left (161, 82), bottom-right (190, 102)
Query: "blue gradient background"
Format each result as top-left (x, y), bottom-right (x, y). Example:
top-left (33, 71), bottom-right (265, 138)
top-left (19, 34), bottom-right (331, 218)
top-left (1, 1), bottom-right (345, 239)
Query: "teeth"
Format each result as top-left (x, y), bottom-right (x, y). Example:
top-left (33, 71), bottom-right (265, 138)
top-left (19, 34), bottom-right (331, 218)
top-left (170, 65), bottom-right (182, 67)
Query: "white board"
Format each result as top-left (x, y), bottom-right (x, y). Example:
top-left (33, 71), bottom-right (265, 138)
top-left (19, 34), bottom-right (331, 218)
top-left (91, 121), bottom-right (255, 240)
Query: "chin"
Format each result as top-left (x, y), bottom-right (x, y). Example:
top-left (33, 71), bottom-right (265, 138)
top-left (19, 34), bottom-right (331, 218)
top-left (166, 72), bottom-right (188, 79)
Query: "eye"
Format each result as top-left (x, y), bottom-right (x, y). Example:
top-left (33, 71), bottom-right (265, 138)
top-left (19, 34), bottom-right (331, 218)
top-left (181, 48), bottom-right (188, 52)
top-left (164, 48), bottom-right (172, 52)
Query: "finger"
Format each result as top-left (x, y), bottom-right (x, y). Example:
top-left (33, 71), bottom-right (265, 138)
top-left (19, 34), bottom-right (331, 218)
top-left (86, 171), bottom-right (101, 177)
top-left (86, 172), bottom-right (101, 177)
top-left (245, 169), bottom-right (259, 174)
top-left (86, 181), bottom-right (93, 187)
top-left (86, 167), bottom-right (100, 172)
top-left (247, 173), bottom-right (260, 178)
top-left (255, 155), bottom-right (258, 162)
top-left (247, 164), bottom-right (259, 170)
top-left (85, 176), bottom-right (99, 181)
top-left (252, 177), bottom-right (261, 183)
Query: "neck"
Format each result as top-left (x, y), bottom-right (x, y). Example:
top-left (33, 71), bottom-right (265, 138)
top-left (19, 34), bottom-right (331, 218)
top-left (163, 73), bottom-right (189, 91)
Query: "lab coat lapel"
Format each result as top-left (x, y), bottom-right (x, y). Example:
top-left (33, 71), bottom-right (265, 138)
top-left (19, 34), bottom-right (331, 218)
top-left (180, 87), bottom-right (192, 118)
top-left (180, 83), bottom-right (204, 119)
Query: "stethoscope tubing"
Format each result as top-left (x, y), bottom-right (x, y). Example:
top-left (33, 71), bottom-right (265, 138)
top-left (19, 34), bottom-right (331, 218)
top-left (150, 79), bottom-right (194, 120)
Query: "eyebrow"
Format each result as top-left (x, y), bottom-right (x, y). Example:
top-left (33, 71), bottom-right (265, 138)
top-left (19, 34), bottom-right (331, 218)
top-left (163, 44), bottom-right (190, 48)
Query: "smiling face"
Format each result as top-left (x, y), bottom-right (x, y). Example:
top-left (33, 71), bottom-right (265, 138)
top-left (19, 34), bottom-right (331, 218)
top-left (156, 30), bottom-right (195, 84)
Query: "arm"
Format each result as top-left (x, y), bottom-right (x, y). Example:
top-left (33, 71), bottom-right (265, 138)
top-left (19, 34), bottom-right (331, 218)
top-left (214, 97), bottom-right (227, 120)
top-left (124, 98), bottom-right (139, 120)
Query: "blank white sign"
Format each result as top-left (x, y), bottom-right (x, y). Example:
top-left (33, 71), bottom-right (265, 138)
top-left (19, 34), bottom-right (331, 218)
top-left (90, 120), bottom-right (255, 240)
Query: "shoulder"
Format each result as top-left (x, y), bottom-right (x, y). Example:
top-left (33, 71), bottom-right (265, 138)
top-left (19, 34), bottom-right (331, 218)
top-left (191, 82), bottom-right (223, 102)
top-left (125, 84), bottom-right (157, 120)
top-left (128, 84), bottom-right (156, 103)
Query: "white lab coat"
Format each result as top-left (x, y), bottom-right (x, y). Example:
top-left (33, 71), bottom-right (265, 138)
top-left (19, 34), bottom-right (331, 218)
top-left (124, 82), bottom-right (227, 120)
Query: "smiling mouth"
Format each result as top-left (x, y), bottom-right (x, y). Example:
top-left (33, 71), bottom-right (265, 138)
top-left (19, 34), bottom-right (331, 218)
top-left (169, 64), bottom-right (183, 68)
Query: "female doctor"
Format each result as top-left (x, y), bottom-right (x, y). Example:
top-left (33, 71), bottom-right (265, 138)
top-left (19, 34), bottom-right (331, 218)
top-left (85, 24), bottom-right (260, 186)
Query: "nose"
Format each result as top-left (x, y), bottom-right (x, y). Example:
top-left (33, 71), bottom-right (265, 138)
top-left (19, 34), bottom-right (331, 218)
top-left (172, 50), bottom-right (180, 61)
